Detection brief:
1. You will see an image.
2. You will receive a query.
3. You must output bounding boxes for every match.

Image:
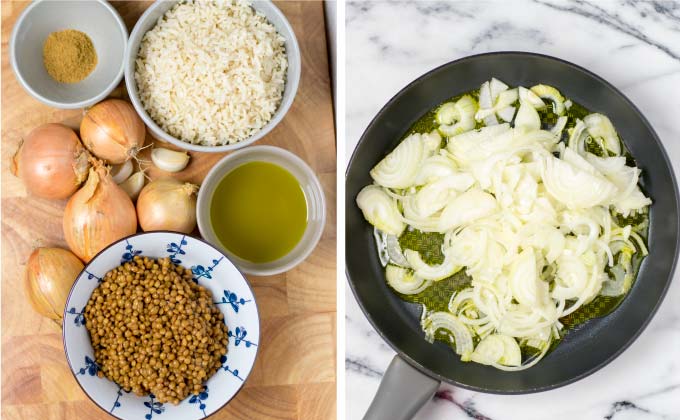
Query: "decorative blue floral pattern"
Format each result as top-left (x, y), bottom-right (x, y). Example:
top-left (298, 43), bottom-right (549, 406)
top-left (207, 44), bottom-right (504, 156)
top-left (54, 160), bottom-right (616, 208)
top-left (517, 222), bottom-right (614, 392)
top-left (121, 239), bottom-right (142, 264)
top-left (144, 394), bottom-right (164, 419)
top-left (66, 307), bottom-right (85, 326)
top-left (85, 270), bottom-right (102, 282)
top-left (228, 326), bottom-right (257, 348)
top-left (220, 355), bottom-right (244, 381)
top-left (191, 257), bottom-right (223, 282)
top-left (110, 385), bottom-right (129, 413)
top-left (188, 386), bottom-right (210, 417)
top-left (65, 232), bottom-right (260, 419)
top-left (166, 236), bottom-right (188, 264)
top-left (214, 290), bottom-right (251, 313)
top-left (77, 355), bottom-right (99, 376)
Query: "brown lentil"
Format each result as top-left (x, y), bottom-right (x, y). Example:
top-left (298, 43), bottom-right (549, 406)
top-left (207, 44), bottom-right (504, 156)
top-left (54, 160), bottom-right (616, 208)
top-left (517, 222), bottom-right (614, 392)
top-left (84, 256), bottom-right (228, 405)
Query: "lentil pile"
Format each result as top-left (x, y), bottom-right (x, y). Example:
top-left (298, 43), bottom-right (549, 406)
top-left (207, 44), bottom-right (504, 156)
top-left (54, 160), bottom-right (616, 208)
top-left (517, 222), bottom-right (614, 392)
top-left (84, 256), bottom-right (228, 404)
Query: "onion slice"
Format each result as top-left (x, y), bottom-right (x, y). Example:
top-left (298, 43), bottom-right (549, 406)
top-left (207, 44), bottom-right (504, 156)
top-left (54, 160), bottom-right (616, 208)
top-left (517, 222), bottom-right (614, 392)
top-left (385, 265), bottom-right (431, 295)
top-left (421, 311), bottom-right (474, 359)
top-left (404, 249), bottom-right (461, 281)
top-left (356, 185), bottom-right (405, 236)
top-left (370, 133), bottom-right (426, 189)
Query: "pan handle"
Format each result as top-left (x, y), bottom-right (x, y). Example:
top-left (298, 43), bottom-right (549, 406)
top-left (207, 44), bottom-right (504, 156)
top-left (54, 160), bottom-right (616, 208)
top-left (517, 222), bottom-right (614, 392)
top-left (363, 355), bottom-right (441, 420)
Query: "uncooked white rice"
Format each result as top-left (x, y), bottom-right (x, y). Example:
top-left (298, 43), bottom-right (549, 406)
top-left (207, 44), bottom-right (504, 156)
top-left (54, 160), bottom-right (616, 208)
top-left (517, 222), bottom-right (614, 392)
top-left (135, 0), bottom-right (288, 146)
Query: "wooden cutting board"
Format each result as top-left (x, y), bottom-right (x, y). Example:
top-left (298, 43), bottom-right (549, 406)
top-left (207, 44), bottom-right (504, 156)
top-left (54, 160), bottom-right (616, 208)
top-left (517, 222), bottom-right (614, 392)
top-left (1, 1), bottom-right (337, 419)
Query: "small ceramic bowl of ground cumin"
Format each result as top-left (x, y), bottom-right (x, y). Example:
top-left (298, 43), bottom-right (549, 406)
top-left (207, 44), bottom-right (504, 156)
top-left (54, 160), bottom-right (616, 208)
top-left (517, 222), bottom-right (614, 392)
top-left (10, 0), bottom-right (127, 109)
top-left (62, 232), bottom-right (260, 419)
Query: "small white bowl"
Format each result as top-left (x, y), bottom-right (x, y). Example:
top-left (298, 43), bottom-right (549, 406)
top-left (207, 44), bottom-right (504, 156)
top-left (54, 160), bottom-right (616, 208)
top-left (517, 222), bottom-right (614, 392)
top-left (10, 0), bottom-right (127, 109)
top-left (124, 0), bottom-right (301, 153)
top-left (197, 146), bottom-right (326, 276)
top-left (63, 232), bottom-right (260, 420)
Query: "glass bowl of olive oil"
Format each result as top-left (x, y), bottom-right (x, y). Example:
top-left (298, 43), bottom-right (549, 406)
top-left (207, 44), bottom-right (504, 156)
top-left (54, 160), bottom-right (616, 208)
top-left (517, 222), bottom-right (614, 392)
top-left (197, 146), bottom-right (326, 276)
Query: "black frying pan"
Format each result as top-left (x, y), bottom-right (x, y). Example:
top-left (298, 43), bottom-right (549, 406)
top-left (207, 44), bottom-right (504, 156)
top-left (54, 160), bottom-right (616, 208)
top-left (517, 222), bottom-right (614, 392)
top-left (345, 52), bottom-right (680, 419)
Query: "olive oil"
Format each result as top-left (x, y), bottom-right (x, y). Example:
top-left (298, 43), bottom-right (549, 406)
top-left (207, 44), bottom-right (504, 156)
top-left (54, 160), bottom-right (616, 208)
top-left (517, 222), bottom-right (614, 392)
top-left (210, 161), bottom-right (307, 263)
top-left (404, 90), bottom-right (481, 138)
top-left (398, 229), bottom-right (445, 265)
top-left (397, 229), bottom-right (470, 312)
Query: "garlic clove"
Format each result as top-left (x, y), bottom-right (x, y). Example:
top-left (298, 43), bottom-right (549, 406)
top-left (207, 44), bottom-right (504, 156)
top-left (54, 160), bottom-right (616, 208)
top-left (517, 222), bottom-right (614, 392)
top-left (110, 160), bottom-right (134, 184)
top-left (151, 147), bottom-right (190, 173)
top-left (119, 172), bottom-right (145, 201)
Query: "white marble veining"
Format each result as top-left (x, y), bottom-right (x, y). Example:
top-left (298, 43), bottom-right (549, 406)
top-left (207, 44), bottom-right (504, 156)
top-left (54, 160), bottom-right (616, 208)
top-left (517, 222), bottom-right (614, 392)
top-left (345, 1), bottom-right (680, 419)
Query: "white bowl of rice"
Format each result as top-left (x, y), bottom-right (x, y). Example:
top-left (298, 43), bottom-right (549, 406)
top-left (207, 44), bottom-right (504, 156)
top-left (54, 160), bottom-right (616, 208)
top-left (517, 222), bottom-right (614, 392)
top-left (124, 0), bottom-right (300, 152)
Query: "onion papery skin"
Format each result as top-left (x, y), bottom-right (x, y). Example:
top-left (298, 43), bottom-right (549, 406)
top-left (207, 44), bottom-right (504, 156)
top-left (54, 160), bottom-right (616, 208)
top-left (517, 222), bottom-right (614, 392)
top-left (63, 164), bottom-right (138, 261)
top-left (80, 99), bottom-right (146, 164)
top-left (12, 123), bottom-right (90, 199)
top-left (136, 178), bottom-right (198, 234)
top-left (25, 247), bottom-right (83, 320)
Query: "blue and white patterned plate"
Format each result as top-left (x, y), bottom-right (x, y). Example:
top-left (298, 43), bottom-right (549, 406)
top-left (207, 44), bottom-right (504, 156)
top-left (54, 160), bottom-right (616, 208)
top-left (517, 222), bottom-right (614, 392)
top-left (62, 232), bottom-right (260, 420)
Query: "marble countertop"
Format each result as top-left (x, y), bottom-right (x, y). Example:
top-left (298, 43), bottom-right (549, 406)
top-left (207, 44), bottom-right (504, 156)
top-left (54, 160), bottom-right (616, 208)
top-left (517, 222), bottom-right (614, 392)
top-left (345, 1), bottom-right (680, 419)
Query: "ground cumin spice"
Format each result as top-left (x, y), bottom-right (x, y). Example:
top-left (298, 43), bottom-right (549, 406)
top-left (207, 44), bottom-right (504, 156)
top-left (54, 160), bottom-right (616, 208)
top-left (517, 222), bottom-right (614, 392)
top-left (43, 29), bottom-right (97, 83)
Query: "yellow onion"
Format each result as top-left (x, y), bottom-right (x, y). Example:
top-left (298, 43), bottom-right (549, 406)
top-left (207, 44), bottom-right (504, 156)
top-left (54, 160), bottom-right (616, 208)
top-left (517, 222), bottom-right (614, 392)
top-left (25, 247), bottom-right (83, 321)
top-left (11, 123), bottom-right (90, 199)
top-left (80, 99), bottom-right (146, 164)
top-left (137, 178), bottom-right (198, 233)
top-left (63, 162), bottom-right (138, 261)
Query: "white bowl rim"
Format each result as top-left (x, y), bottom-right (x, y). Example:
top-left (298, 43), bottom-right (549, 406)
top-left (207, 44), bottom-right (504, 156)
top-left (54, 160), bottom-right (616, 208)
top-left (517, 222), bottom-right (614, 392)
top-left (61, 230), bottom-right (261, 419)
top-left (197, 145), bottom-right (326, 276)
top-left (9, 0), bottom-right (128, 109)
top-left (124, 0), bottom-right (301, 153)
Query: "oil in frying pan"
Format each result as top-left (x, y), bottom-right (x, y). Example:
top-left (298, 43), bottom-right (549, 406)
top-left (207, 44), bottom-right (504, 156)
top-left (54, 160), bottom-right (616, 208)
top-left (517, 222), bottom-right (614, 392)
top-left (388, 90), bottom-right (650, 362)
top-left (396, 230), bottom-right (470, 312)
top-left (396, 226), bottom-right (647, 361)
